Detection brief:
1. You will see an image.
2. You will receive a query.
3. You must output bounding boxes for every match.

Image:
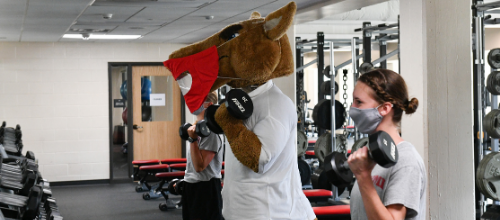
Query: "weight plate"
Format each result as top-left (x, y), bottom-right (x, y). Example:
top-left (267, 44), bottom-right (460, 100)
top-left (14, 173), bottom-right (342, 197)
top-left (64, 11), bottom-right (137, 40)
top-left (312, 99), bottom-right (346, 130)
top-left (323, 65), bottom-right (332, 78)
top-left (204, 105), bottom-right (224, 134)
top-left (314, 133), bottom-right (346, 163)
top-left (320, 81), bottom-right (339, 96)
top-left (298, 159), bottom-right (311, 185)
top-left (487, 72), bottom-right (500, 95)
top-left (225, 89), bottom-right (253, 120)
top-left (311, 168), bottom-right (330, 190)
top-left (324, 152), bottom-right (353, 188)
top-left (476, 152), bottom-right (500, 200)
top-left (297, 130), bottom-right (308, 156)
top-left (488, 49), bottom-right (500, 69)
top-left (484, 109), bottom-right (500, 138)
top-left (351, 137), bottom-right (368, 153)
top-left (369, 131), bottom-right (398, 168)
top-left (359, 62), bottom-right (374, 74)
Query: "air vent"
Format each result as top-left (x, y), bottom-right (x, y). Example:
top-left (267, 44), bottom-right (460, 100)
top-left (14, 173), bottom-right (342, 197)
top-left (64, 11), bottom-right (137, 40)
top-left (70, 28), bottom-right (110, 33)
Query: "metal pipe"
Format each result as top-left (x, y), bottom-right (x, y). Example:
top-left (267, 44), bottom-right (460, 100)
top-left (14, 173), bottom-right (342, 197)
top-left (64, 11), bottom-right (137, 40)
top-left (352, 37), bottom-right (359, 141)
top-left (475, 0), bottom-right (500, 11)
top-left (334, 54), bottom-right (364, 72)
top-left (475, 15), bottom-right (486, 216)
top-left (372, 48), bottom-right (399, 66)
top-left (296, 59), bottom-right (318, 73)
top-left (329, 41), bottom-right (340, 201)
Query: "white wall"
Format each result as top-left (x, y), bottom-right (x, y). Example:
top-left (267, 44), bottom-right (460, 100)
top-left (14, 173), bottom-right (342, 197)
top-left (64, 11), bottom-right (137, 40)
top-left (0, 42), bottom-right (186, 182)
top-left (400, 0), bottom-right (475, 219)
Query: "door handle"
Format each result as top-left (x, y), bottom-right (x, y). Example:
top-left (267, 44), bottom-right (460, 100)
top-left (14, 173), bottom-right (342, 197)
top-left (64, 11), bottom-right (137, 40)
top-left (133, 125), bottom-right (143, 130)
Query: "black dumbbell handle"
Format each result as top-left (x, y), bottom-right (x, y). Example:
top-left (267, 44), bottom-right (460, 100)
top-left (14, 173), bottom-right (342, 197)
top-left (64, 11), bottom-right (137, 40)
top-left (339, 150), bottom-right (373, 171)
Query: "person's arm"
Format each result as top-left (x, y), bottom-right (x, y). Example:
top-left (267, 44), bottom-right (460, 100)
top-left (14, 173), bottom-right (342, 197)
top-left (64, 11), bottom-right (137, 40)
top-left (187, 125), bottom-right (216, 172)
top-left (348, 147), bottom-right (407, 220)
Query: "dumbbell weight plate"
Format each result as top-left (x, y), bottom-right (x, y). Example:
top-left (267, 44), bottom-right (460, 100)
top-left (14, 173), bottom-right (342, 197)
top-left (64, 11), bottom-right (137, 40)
top-left (195, 120), bottom-right (211, 137)
top-left (179, 123), bottom-right (192, 140)
top-left (486, 72), bottom-right (500, 95)
top-left (359, 62), bottom-right (374, 74)
top-left (297, 130), bottom-right (308, 157)
top-left (476, 152), bottom-right (500, 200)
top-left (368, 131), bottom-right (398, 168)
top-left (224, 89), bottom-right (253, 120)
top-left (320, 80), bottom-right (339, 95)
top-left (484, 109), bottom-right (500, 138)
top-left (298, 159), bottom-right (311, 185)
top-left (324, 152), bottom-right (353, 188)
top-left (204, 105), bottom-right (224, 134)
top-left (314, 133), bottom-right (346, 163)
top-left (351, 137), bottom-right (368, 153)
top-left (488, 49), bottom-right (500, 69)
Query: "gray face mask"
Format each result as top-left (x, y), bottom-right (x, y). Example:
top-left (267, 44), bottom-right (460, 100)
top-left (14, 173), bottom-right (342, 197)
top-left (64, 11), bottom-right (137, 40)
top-left (349, 105), bottom-right (383, 134)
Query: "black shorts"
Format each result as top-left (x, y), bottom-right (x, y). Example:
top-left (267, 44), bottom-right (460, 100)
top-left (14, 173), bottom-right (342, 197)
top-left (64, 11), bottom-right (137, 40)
top-left (182, 178), bottom-right (223, 220)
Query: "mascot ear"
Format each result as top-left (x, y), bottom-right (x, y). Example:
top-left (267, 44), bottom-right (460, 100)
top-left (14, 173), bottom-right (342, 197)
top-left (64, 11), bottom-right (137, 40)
top-left (264, 2), bottom-right (296, 41)
top-left (250, 11), bottom-right (261, 19)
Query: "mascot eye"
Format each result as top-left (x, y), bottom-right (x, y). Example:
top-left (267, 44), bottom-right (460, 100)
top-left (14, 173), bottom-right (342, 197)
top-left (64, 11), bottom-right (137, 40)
top-left (228, 33), bottom-right (239, 40)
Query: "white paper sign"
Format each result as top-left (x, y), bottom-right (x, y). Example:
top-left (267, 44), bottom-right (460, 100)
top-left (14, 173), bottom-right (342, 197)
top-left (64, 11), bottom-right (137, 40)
top-left (150, 93), bottom-right (166, 106)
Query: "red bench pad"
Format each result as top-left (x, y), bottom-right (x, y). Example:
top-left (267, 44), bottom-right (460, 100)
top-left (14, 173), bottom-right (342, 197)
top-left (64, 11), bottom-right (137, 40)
top-left (139, 164), bottom-right (170, 171)
top-left (160, 158), bottom-right (187, 164)
top-left (222, 162), bottom-right (225, 167)
top-left (306, 151), bottom-right (315, 156)
top-left (169, 163), bottom-right (187, 169)
top-left (155, 171), bottom-right (185, 179)
top-left (313, 205), bottom-right (350, 216)
top-left (132, 160), bottom-right (160, 165)
top-left (303, 189), bottom-right (333, 198)
top-left (308, 140), bottom-right (316, 144)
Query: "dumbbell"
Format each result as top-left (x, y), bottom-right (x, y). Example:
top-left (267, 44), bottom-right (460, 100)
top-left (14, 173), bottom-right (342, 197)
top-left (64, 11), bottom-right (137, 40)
top-left (323, 131), bottom-right (399, 188)
top-left (179, 121), bottom-right (211, 140)
top-left (204, 89), bottom-right (254, 134)
top-left (167, 179), bottom-right (185, 195)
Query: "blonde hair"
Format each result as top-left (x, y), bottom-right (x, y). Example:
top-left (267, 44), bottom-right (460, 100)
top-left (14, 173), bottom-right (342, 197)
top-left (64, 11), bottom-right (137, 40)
top-left (206, 91), bottom-right (218, 104)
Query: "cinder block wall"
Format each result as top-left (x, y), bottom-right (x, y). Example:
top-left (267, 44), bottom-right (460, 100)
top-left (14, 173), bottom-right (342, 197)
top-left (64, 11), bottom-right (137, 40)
top-left (0, 42), bottom-right (186, 182)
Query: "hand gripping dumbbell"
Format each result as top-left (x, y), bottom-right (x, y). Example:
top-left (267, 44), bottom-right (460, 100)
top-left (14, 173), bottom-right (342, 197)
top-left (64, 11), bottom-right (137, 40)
top-left (204, 89), bottom-right (254, 134)
top-left (323, 131), bottom-right (399, 188)
top-left (167, 179), bottom-right (186, 195)
top-left (179, 121), bottom-right (211, 141)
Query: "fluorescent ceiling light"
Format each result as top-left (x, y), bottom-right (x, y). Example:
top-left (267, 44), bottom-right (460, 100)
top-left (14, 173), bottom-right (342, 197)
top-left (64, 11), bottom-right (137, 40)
top-left (63, 34), bottom-right (142, 40)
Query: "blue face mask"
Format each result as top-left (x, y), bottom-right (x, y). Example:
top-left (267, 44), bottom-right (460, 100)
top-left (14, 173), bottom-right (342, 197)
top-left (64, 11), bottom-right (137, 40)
top-left (349, 104), bottom-right (383, 134)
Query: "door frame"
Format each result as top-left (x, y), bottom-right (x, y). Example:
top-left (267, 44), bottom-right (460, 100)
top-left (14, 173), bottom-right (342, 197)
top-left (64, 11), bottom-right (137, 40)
top-left (107, 62), bottom-right (186, 182)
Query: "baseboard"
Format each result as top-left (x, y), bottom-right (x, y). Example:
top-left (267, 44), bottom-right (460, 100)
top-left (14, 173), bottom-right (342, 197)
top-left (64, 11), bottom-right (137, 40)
top-left (50, 179), bottom-right (110, 187)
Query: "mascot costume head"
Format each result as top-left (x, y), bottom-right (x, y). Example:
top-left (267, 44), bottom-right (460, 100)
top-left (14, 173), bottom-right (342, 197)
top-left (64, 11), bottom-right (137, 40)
top-left (164, 2), bottom-right (296, 172)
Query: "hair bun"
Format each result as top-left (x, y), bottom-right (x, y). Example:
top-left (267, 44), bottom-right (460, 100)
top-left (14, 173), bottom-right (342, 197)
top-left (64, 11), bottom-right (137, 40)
top-left (405, 98), bottom-right (418, 114)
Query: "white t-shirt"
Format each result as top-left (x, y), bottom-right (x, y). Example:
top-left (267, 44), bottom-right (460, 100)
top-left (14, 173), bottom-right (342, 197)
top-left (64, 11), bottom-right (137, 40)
top-left (222, 80), bottom-right (316, 220)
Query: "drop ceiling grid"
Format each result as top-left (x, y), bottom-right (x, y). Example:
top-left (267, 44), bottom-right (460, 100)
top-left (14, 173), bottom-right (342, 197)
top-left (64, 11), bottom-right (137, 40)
top-left (21, 0), bottom-right (93, 42)
top-left (126, 7), bottom-right (199, 23)
top-left (78, 5), bottom-right (145, 23)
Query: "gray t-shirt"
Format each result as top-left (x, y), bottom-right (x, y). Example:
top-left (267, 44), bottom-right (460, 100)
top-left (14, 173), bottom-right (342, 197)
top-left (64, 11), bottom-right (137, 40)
top-left (350, 141), bottom-right (427, 220)
top-left (184, 132), bottom-right (223, 183)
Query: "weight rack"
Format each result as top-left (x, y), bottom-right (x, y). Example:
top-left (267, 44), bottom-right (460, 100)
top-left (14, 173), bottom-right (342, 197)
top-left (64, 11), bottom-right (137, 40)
top-left (473, 1), bottom-right (500, 218)
top-left (295, 20), bottom-right (400, 202)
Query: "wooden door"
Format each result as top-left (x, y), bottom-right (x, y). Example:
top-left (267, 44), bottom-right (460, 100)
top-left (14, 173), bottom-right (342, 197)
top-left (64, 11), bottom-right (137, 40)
top-left (132, 66), bottom-right (182, 160)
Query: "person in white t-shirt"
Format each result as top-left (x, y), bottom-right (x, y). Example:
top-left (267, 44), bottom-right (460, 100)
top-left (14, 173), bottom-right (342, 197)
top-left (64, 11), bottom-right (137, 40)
top-left (216, 81), bottom-right (316, 220)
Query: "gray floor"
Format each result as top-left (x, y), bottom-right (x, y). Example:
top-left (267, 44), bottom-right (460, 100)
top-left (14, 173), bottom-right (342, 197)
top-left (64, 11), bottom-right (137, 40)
top-left (51, 182), bottom-right (183, 220)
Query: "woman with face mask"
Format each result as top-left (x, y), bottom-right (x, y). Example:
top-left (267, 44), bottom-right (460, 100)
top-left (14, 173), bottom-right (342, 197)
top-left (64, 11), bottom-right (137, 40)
top-left (347, 69), bottom-right (426, 220)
